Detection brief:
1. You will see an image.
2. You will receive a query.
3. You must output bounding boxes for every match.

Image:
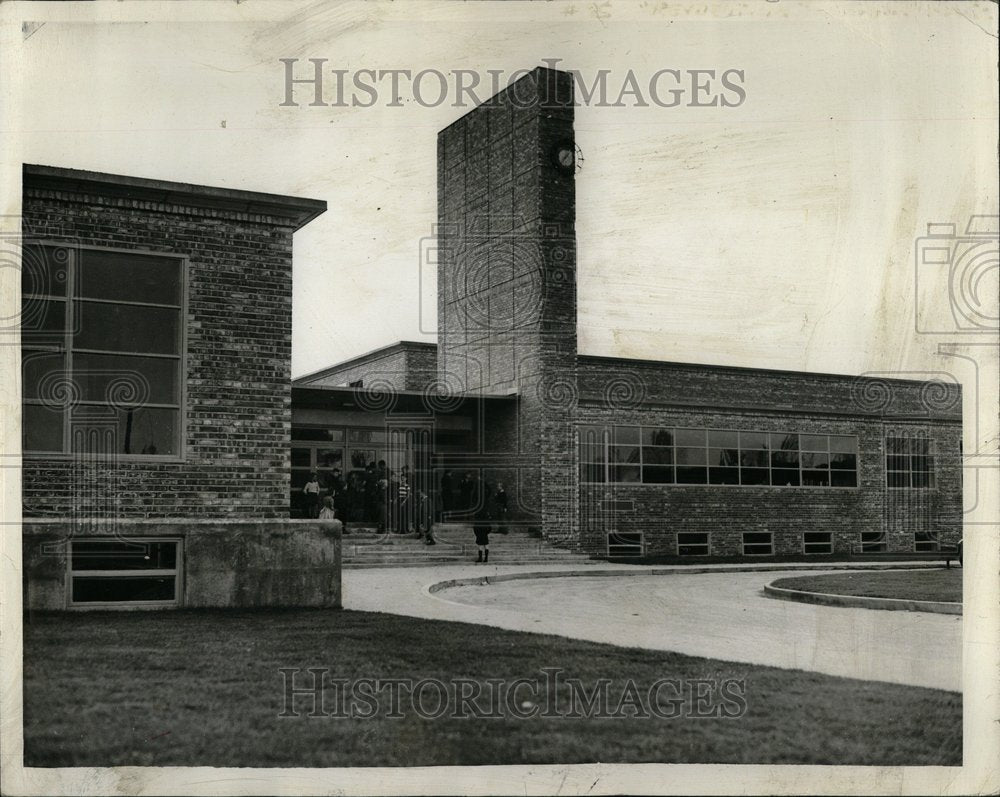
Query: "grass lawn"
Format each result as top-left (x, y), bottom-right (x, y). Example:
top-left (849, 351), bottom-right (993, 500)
top-left (771, 569), bottom-right (962, 603)
top-left (23, 609), bottom-right (960, 767)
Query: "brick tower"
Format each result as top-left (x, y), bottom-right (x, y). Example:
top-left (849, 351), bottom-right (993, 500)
top-left (436, 66), bottom-right (579, 542)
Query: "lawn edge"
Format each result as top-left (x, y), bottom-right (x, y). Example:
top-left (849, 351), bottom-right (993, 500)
top-left (763, 582), bottom-right (963, 615)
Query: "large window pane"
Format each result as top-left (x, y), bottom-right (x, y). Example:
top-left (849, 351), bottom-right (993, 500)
top-left (769, 433), bottom-right (799, 452)
top-left (801, 452), bottom-right (830, 469)
top-left (580, 463), bottom-right (606, 483)
top-left (317, 449), bottom-right (343, 469)
top-left (772, 468), bottom-right (800, 486)
top-left (801, 469), bottom-right (831, 486)
top-left (611, 464), bottom-right (640, 483)
top-left (73, 353), bottom-right (178, 405)
top-left (72, 576), bottom-right (175, 603)
top-left (21, 244), bottom-right (71, 297)
top-left (349, 429), bottom-right (386, 444)
top-left (613, 426), bottom-right (640, 445)
top-left (72, 540), bottom-right (177, 571)
top-left (676, 466), bottom-right (707, 484)
top-left (23, 403), bottom-right (64, 452)
top-left (610, 445), bottom-right (640, 464)
top-left (709, 447), bottom-right (739, 467)
top-left (676, 447), bottom-right (707, 466)
top-left (707, 430), bottom-right (738, 447)
top-left (642, 427), bottom-right (674, 446)
top-left (643, 446), bottom-right (673, 465)
top-left (831, 470), bottom-right (857, 487)
top-left (20, 298), bottom-right (66, 344)
top-left (22, 351), bottom-right (67, 399)
top-left (74, 301), bottom-right (180, 354)
top-left (771, 450), bottom-right (799, 467)
top-left (77, 250), bottom-right (181, 305)
top-left (70, 407), bottom-right (178, 456)
top-left (739, 449), bottom-right (768, 468)
top-left (739, 431), bottom-right (769, 450)
top-left (291, 448), bottom-right (311, 467)
top-left (830, 453), bottom-right (857, 470)
top-left (709, 467), bottom-right (739, 484)
top-left (740, 467), bottom-right (769, 485)
top-left (799, 434), bottom-right (828, 451)
top-left (293, 427), bottom-right (343, 442)
top-left (642, 465), bottom-right (673, 484)
top-left (675, 428), bottom-right (705, 447)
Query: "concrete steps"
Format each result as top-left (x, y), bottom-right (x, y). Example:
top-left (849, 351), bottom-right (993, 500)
top-left (342, 523), bottom-right (593, 569)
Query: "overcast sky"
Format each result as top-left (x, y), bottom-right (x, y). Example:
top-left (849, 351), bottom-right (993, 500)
top-left (4, 0), bottom-right (997, 381)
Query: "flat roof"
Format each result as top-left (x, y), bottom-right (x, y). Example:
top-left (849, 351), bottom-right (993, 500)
top-left (293, 340), bottom-right (437, 385)
top-left (292, 384), bottom-right (517, 411)
top-left (23, 164), bottom-right (327, 231)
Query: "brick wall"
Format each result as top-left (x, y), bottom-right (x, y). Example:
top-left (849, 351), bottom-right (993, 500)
top-left (437, 67), bottom-right (578, 536)
top-left (21, 175), bottom-right (317, 519)
top-left (573, 358), bottom-right (963, 557)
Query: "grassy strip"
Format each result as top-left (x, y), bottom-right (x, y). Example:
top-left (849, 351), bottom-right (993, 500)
top-left (771, 569), bottom-right (961, 604)
top-left (23, 608), bottom-right (960, 767)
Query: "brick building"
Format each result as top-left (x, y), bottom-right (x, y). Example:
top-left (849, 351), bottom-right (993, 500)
top-left (20, 164), bottom-right (341, 609)
top-left (293, 66), bottom-right (963, 559)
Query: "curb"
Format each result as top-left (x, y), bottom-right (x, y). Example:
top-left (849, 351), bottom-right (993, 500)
top-left (426, 562), bottom-right (950, 595)
top-left (762, 583), bottom-right (962, 615)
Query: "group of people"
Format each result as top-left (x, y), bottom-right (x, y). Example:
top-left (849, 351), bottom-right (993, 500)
top-left (302, 461), bottom-right (434, 542)
top-left (301, 466), bottom-right (510, 561)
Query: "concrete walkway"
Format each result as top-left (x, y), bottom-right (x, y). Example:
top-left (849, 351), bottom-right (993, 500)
top-left (342, 562), bottom-right (962, 692)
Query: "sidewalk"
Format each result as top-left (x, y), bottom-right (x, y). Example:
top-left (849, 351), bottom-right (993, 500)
top-left (342, 561), bottom-right (962, 692)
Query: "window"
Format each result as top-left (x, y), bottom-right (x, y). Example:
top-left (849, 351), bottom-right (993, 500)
top-left (742, 532), bottom-right (773, 556)
top-left (886, 435), bottom-right (936, 489)
top-left (860, 531), bottom-right (886, 553)
top-left (677, 532), bottom-right (710, 556)
top-left (607, 532), bottom-right (643, 557)
top-left (22, 244), bottom-right (184, 457)
top-left (69, 538), bottom-right (182, 607)
top-left (578, 425), bottom-right (858, 489)
top-left (803, 531), bottom-right (833, 554)
top-left (914, 531), bottom-right (940, 552)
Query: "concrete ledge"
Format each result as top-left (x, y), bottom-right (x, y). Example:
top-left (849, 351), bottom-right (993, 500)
top-left (763, 583), bottom-right (962, 615)
top-left (427, 561), bottom-right (950, 595)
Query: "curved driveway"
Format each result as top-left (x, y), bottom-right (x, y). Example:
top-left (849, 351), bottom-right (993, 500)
top-left (342, 564), bottom-right (961, 692)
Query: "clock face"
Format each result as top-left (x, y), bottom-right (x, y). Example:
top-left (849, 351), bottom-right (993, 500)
top-left (557, 147), bottom-right (575, 168)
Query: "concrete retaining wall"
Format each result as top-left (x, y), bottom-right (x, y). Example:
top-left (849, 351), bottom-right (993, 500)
top-left (23, 519), bottom-right (342, 610)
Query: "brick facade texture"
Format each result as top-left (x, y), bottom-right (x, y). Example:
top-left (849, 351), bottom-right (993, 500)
top-left (429, 66), bottom-right (963, 556)
top-left (437, 67), bottom-right (579, 538)
top-left (22, 179), bottom-right (303, 519)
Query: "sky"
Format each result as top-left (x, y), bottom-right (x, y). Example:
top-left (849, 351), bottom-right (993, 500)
top-left (2, 0), bottom-right (997, 382)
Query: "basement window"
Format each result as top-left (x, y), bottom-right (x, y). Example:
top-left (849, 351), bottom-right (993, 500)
top-left (742, 532), bottom-right (773, 556)
top-left (914, 531), bottom-right (940, 552)
top-left (607, 532), bottom-right (643, 558)
top-left (677, 532), bottom-right (710, 556)
top-left (803, 531), bottom-right (833, 554)
top-left (69, 538), bottom-right (182, 608)
top-left (859, 531), bottom-right (887, 553)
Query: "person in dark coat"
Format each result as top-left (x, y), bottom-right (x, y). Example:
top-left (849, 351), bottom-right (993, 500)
top-left (472, 475), bottom-right (493, 563)
top-left (493, 482), bottom-right (509, 534)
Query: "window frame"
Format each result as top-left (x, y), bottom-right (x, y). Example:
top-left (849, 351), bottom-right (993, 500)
top-left (67, 536), bottom-right (184, 610)
top-left (884, 434), bottom-right (937, 490)
top-left (578, 424), bottom-right (859, 490)
top-left (742, 531), bottom-right (774, 556)
top-left (22, 242), bottom-right (188, 462)
top-left (802, 531), bottom-right (834, 555)
top-left (676, 531), bottom-right (711, 556)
